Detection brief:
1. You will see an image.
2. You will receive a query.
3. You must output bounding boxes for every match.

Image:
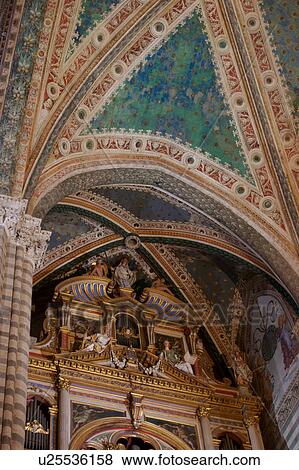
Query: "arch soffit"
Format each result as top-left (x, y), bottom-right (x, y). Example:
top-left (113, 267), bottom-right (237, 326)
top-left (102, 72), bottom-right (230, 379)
top-left (30, 163), bottom-right (299, 304)
top-left (34, 189), bottom-right (276, 285)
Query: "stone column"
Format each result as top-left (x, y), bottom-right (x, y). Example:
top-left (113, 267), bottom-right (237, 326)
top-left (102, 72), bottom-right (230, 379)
top-left (196, 406), bottom-right (214, 450)
top-left (244, 416), bottom-right (264, 450)
top-left (0, 195), bottom-right (50, 449)
top-left (57, 377), bottom-right (71, 450)
top-left (49, 405), bottom-right (58, 450)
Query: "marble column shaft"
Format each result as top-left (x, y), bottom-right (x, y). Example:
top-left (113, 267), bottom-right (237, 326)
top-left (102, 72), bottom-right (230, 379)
top-left (246, 419), bottom-right (264, 450)
top-left (197, 406), bottom-right (214, 450)
top-left (0, 195), bottom-right (50, 449)
top-left (58, 379), bottom-right (71, 450)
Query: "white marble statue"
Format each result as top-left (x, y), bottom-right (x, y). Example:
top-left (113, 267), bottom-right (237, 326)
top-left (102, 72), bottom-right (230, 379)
top-left (113, 257), bottom-right (136, 288)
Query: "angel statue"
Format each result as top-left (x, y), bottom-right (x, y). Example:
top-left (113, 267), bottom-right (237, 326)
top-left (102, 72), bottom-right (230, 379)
top-left (80, 329), bottom-right (111, 353)
top-left (159, 340), bottom-right (194, 375)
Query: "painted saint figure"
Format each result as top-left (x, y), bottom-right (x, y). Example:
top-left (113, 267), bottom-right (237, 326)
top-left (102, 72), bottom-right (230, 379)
top-left (277, 313), bottom-right (299, 373)
top-left (159, 340), bottom-right (194, 375)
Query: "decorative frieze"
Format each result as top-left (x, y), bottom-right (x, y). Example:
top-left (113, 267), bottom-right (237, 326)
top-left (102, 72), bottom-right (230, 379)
top-left (275, 371), bottom-right (299, 429)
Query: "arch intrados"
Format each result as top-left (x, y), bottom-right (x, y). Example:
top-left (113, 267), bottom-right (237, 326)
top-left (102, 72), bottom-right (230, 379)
top-left (69, 417), bottom-right (191, 450)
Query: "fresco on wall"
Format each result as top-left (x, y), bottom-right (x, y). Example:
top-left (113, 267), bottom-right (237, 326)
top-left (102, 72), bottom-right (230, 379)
top-left (147, 417), bottom-right (198, 449)
top-left (248, 293), bottom-right (299, 408)
top-left (72, 403), bottom-right (125, 433)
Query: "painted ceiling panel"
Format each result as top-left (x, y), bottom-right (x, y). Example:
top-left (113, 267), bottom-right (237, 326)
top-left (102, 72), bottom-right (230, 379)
top-left (87, 13), bottom-right (250, 178)
top-left (171, 245), bottom-right (243, 316)
top-left (67, 0), bottom-right (119, 58)
top-left (261, 1), bottom-right (299, 114)
top-left (91, 187), bottom-right (192, 222)
top-left (42, 206), bottom-right (98, 250)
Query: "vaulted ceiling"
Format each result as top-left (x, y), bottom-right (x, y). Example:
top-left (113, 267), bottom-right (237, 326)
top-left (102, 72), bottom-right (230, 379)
top-left (0, 0), bottom-right (298, 312)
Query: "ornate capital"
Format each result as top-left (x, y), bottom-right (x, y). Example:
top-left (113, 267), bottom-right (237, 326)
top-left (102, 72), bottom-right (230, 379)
top-left (0, 195), bottom-right (51, 269)
top-left (57, 376), bottom-right (70, 391)
top-left (0, 194), bottom-right (27, 237)
top-left (196, 405), bottom-right (211, 418)
top-left (18, 214), bottom-right (51, 269)
top-left (244, 415), bottom-right (260, 428)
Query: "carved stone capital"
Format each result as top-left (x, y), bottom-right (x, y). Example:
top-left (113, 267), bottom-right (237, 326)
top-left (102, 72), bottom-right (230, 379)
top-left (0, 195), bottom-right (51, 269)
top-left (18, 214), bottom-right (51, 269)
top-left (0, 194), bottom-right (27, 237)
top-left (196, 405), bottom-right (211, 418)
